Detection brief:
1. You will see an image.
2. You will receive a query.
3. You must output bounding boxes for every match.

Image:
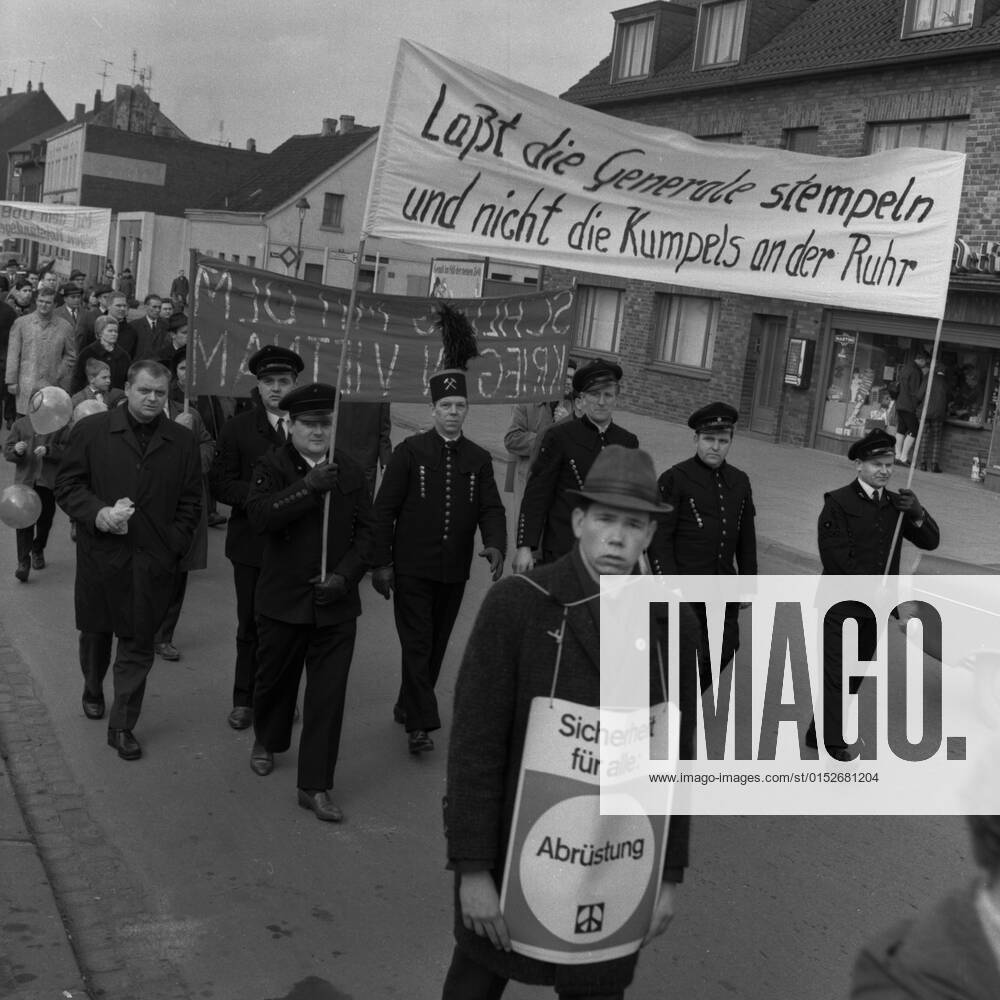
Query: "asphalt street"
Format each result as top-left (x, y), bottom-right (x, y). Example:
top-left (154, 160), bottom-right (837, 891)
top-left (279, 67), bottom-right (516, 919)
top-left (0, 410), bottom-right (979, 1000)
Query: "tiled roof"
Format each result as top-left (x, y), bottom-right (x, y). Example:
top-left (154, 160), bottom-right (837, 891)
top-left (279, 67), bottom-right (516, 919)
top-left (562, 0), bottom-right (1000, 106)
top-left (0, 89), bottom-right (63, 127)
top-left (205, 126), bottom-right (378, 213)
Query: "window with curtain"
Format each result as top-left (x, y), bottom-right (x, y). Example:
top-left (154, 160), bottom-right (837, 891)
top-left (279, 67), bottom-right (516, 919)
top-left (903, 0), bottom-right (975, 34)
top-left (322, 193), bottom-right (344, 229)
top-left (654, 294), bottom-right (718, 369)
top-left (868, 119), bottom-right (968, 153)
top-left (695, 0), bottom-right (747, 68)
top-left (613, 17), bottom-right (655, 80)
top-left (574, 286), bottom-right (623, 353)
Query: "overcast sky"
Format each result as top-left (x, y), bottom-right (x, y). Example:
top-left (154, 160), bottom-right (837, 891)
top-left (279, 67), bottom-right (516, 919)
top-left (3, 0), bottom-right (617, 152)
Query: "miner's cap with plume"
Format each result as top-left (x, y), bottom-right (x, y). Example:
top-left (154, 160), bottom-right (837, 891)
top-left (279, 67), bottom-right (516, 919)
top-left (429, 302), bottom-right (479, 403)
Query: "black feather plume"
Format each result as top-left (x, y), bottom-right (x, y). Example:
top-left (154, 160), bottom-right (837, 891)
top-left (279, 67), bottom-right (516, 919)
top-left (436, 302), bottom-right (478, 371)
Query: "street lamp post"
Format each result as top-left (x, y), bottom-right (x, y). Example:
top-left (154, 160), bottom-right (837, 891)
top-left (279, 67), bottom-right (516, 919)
top-left (294, 197), bottom-right (310, 278)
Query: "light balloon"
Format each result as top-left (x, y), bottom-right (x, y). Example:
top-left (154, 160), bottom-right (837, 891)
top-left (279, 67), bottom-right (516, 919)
top-left (0, 484), bottom-right (42, 529)
top-left (73, 399), bottom-right (107, 422)
top-left (28, 386), bottom-right (73, 435)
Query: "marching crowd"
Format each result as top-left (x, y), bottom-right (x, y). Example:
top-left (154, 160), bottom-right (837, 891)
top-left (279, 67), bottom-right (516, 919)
top-left (2, 257), bottom-right (998, 999)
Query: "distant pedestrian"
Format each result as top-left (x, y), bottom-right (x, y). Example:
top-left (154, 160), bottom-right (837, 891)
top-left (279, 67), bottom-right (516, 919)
top-left (153, 348), bottom-right (213, 663)
top-left (4, 288), bottom-right (75, 417)
top-left (371, 363), bottom-right (506, 755)
top-left (810, 428), bottom-right (939, 761)
top-left (649, 401), bottom-right (757, 671)
top-left (170, 269), bottom-right (190, 308)
top-left (4, 404), bottom-right (69, 582)
top-left (893, 351), bottom-right (928, 466)
top-left (54, 360), bottom-right (202, 761)
top-left (512, 358), bottom-right (637, 571)
top-left (208, 345), bottom-right (304, 731)
top-left (502, 358), bottom-right (577, 508)
top-left (244, 383), bottom-right (375, 823)
top-left (918, 361), bottom-right (948, 473)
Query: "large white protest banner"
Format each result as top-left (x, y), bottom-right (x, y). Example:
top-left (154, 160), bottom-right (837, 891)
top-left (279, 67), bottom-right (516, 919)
top-left (0, 201), bottom-right (111, 256)
top-left (365, 41), bottom-right (965, 319)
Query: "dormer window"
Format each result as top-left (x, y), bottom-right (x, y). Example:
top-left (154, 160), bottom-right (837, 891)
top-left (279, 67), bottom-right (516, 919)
top-left (613, 15), bottom-right (656, 80)
top-left (695, 0), bottom-right (747, 68)
top-left (902, 0), bottom-right (975, 35)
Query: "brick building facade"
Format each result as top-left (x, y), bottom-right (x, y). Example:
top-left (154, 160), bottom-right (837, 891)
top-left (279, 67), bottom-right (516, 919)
top-left (557, 0), bottom-right (1000, 477)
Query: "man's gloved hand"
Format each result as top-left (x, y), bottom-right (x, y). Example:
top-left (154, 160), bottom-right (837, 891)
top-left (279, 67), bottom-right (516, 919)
top-left (371, 565), bottom-right (394, 599)
top-left (96, 506), bottom-right (129, 534)
top-left (479, 546), bottom-right (504, 582)
top-left (311, 572), bottom-right (348, 605)
top-left (304, 461), bottom-right (339, 493)
top-left (893, 488), bottom-right (925, 521)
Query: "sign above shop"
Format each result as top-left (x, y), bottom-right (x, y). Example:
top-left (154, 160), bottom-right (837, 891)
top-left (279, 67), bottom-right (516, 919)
top-left (952, 238), bottom-right (1000, 276)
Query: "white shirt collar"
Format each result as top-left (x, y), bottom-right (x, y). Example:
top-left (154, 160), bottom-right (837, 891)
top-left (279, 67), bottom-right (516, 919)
top-left (856, 478), bottom-right (880, 500)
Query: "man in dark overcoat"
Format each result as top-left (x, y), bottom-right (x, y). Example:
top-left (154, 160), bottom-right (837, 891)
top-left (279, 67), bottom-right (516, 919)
top-left (809, 428), bottom-right (939, 760)
top-left (649, 402), bottom-right (757, 672)
top-left (371, 367), bottom-right (506, 755)
top-left (208, 345), bottom-right (303, 730)
top-left (512, 358), bottom-right (638, 572)
top-left (443, 445), bottom-right (690, 999)
top-left (55, 359), bottom-right (202, 761)
top-left (244, 383), bottom-right (375, 823)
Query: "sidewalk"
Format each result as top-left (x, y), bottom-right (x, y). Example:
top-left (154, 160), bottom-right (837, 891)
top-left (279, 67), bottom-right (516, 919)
top-left (0, 754), bottom-right (88, 999)
top-left (393, 400), bottom-right (1000, 570)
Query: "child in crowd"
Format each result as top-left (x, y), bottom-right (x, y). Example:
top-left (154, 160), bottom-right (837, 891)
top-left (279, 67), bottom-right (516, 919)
top-left (71, 358), bottom-right (125, 410)
top-left (3, 394), bottom-right (70, 582)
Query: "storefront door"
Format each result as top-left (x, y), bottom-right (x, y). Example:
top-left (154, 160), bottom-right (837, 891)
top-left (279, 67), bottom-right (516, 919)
top-left (748, 314), bottom-right (787, 436)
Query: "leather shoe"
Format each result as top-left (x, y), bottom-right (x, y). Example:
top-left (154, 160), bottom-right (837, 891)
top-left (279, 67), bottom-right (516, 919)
top-left (408, 730), bottom-right (434, 754)
top-left (228, 706), bottom-right (253, 730)
top-left (155, 642), bottom-right (180, 660)
top-left (392, 703), bottom-right (407, 726)
top-left (14, 559), bottom-right (29, 583)
top-left (919, 461), bottom-right (928, 471)
top-left (107, 728), bottom-right (142, 761)
top-left (804, 722), bottom-right (818, 750)
top-left (30, 551), bottom-right (45, 570)
top-left (82, 691), bottom-right (105, 720)
top-left (297, 788), bottom-right (344, 823)
top-left (827, 747), bottom-right (853, 763)
top-left (207, 512), bottom-right (228, 528)
top-left (250, 742), bottom-right (274, 776)
top-left (932, 463), bottom-right (942, 473)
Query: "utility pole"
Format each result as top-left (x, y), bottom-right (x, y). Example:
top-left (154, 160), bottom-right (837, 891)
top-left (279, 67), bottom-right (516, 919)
top-left (97, 59), bottom-right (113, 98)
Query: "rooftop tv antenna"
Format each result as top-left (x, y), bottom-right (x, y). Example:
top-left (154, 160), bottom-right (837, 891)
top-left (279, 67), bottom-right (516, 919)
top-left (97, 59), bottom-right (113, 98)
top-left (130, 49), bottom-right (138, 86)
top-left (39, 61), bottom-right (45, 84)
top-left (27, 60), bottom-right (34, 84)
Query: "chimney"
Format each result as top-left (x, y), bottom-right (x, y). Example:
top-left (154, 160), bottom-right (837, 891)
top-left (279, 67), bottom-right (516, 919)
top-left (339, 115), bottom-right (355, 134)
top-left (74, 103), bottom-right (86, 122)
top-left (5, 87), bottom-right (11, 96)
top-left (94, 89), bottom-right (102, 112)
top-left (321, 117), bottom-right (336, 137)
top-left (26, 80), bottom-right (32, 92)
top-left (37, 81), bottom-right (44, 92)
top-left (246, 138), bottom-right (257, 152)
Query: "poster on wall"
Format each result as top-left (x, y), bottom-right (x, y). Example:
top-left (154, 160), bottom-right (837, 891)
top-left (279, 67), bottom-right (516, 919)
top-left (429, 257), bottom-right (485, 298)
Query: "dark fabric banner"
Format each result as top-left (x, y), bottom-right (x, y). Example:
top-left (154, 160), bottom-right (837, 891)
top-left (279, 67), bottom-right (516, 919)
top-left (188, 256), bottom-right (575, 402)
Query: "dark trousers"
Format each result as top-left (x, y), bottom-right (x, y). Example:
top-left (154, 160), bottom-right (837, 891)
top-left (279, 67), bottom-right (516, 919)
top-left (393, 575), bottom-right (466, 733)
top-left (15, 484), bottom-right (56, 561)
top-left (808, 612), bottom-right (877, 753)
top-left (154, 571), bottom-right (188, 645)
top-left (253, 615), bottom-right (357, 790)
top-left (79, 631), bottom-right (154, 730)
top-left (442, 946), bottom-right (623, 1000)
top-left (231, 561), bottom-right (260, 708)
top-left (1, 386), bottom-right (15, 427)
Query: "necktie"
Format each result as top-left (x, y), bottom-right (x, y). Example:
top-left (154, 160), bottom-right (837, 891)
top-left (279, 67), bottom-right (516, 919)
top-left (874, 489), bottom-right (882, 505)
top-left (276, 418), bottom-right (287, 443)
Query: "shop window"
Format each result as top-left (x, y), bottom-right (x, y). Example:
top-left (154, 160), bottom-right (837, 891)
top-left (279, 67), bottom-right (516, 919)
top-left (783, 127), bottom-right (819, 154)
top-left (613, 16), bottom-right (655, 81)
top-left (869, 119), bottom-right (968, 153)
top-left (820, 332), bottom-right (998, 442)
top-left (302, 262), bottom-right (324, 284)
top-left (322, 193), bottom-right (344, 230)
top-left (653, 294), bottom-right (717, 369)
top-left (902, 0), bottom-right (975, 35)
top-left (695, 0), bottom-right (747, 68)
top-left (574, 285), bottom-right (623, 354)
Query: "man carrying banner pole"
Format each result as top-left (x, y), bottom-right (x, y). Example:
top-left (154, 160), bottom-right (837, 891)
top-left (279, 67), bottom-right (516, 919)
top-left (442, 445), bottom-right (688, 998)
